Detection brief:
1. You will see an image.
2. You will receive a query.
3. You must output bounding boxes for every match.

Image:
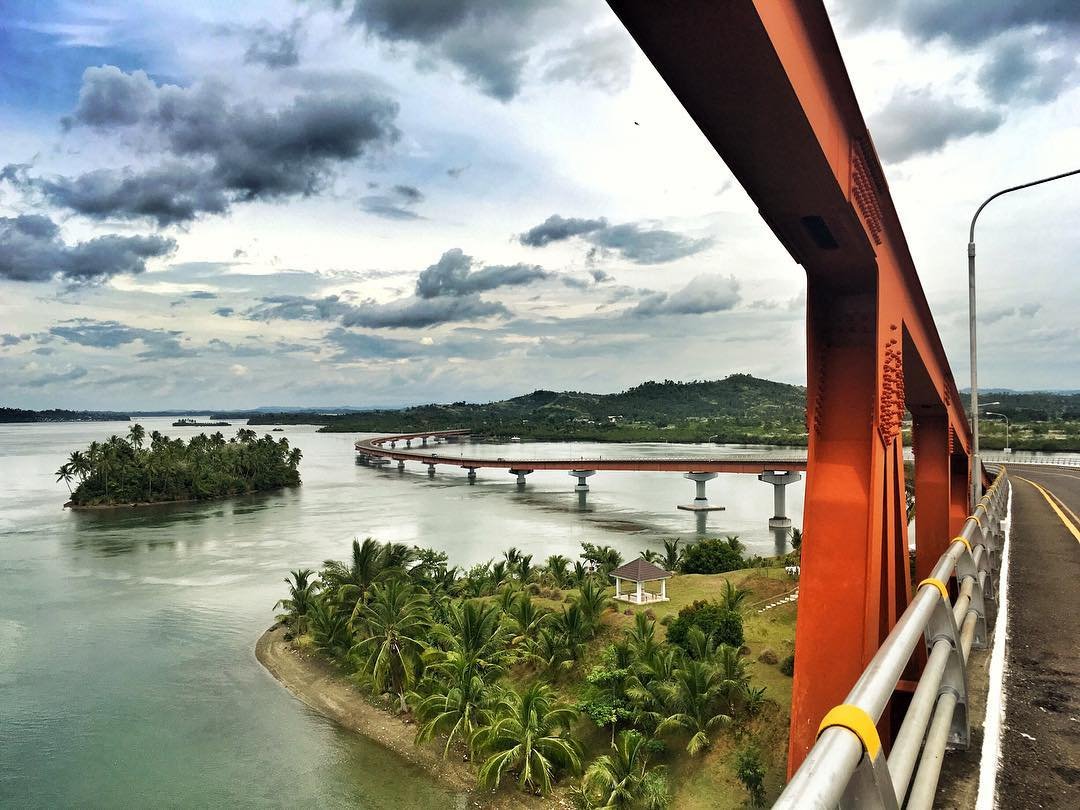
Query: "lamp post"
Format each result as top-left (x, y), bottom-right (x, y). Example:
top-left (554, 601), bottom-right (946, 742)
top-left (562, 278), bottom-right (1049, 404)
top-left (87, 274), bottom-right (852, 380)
top-left (967, 168), bottom-right (1080, 508)
top-left (985, 411), bottom-right (1011, 454)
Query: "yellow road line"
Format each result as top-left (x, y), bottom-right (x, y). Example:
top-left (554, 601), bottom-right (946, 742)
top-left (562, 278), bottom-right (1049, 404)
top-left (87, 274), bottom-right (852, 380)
top-left (1016, 476), bottom-right (1080, 543)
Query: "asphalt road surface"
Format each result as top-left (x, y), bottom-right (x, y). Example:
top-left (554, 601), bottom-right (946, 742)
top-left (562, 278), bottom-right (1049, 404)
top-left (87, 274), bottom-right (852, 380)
top-left (997, 465), bottom-right (1080, 807)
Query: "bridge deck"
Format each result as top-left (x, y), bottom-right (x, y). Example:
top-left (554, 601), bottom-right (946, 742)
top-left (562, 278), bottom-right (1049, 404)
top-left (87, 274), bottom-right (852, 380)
top-left (993, 465), bottom-right (1080, 805)
top-left (354, 431), bottom-right (808, 474)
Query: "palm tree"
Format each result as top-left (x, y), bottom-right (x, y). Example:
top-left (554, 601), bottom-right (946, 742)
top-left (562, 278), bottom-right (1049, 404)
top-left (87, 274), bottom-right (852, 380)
top-left (639, 549), bottom-right (662, 564)
top-left (351, 578), bottom-right (431, 713)
top-left (528, 627), bottom-right (575, 677)
top-left (513, 554), bottom-right (534, 583)
top-left (473, 683), bottom-right (582, 794)
top-left (790, 527), bottom-right (803, 551)
top-left (413, 655), bottom-right (499, 758)
top-left (275, 569), bottom-right (319, 636)
top-left (626, 612), bottom-right (658, 662)
top-left (435, 599), bottom-right (510, 675)
top-left (307, 595), bottom-right (352, 658)
top-left (625, 646), bottom-right (682, 734)
top-left (545, 554), bottom-right (571, 588)
top-left (580, 730), bottom-right (670, 810)
top-left (324, 537), bottom-right (383, 618)
top-left (508, 593), bottom-right (550, 647)
top-left (127, 423), bottom-right (146, 451)
top-left (719, 579), bottom-right (749, 614)
top-left (575, 578), bottom-right (611, 633)
top-left (657, 660), bottom-right (732, 755)
top-left (287, 446), bottom-right (302, 470)
top-left (662, 539), bottom-right (681, 572)
top-left (55, 463), bottom-right (74, 494)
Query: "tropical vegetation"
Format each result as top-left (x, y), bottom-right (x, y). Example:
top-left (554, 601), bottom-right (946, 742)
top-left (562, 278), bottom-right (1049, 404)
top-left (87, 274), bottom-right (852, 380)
top-left (273, 536), bottom-right (788, 805)
top-left (57, 425), bottom-right (302, 506)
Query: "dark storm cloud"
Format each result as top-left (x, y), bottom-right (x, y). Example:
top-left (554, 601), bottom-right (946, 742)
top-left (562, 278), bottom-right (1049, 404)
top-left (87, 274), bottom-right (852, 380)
top-left (327, 0), bottom-right (558, 101)
top-left (840, 1), bottom-right (1080, 46)
top-left (19, 66), bottom-right (401, 226)
top-left (518, 214), bottom-right (713, 264)
top-left (1, 333), bottom-right (26, 346)
top-left (631, 274), bottom-right (741, 316)
top-left (340, 294), bottom-right (508, 329)
top-left (48, 318), bottom-right (194, 359)
top-left (359, 183), bottom-right (425, 219)
top-left (414, 248), bottom-right (547, 298)
top-left (869, 88), bottom-right (1003, 162)
top-left (977, 35), bottom-right (1077, 104)
top-left (519, 215), bottom-right (607, 247)
top-left (0, 215), bottom-right (175, 283)
top-left (244, 20), bottom-right (303, 68)
top-left (840, 1), bottom-right (1080, 105)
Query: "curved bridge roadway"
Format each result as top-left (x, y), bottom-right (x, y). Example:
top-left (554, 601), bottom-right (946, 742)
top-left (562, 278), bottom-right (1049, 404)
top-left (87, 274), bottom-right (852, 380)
top-left (354, 429), bottom-right (808, 516)
top-left (354, 429), bottom-right (807, 475)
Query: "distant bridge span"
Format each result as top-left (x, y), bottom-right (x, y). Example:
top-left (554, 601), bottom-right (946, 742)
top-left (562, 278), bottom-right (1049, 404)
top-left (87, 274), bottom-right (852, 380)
top-left (354, 430), bottom-right (808, 475)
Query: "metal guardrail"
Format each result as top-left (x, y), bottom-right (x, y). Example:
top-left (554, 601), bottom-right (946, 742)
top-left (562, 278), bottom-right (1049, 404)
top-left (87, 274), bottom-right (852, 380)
top-left (774, 469), bottom-right (1009, 809)
top-left (982, 454), bottom-right (1080, 467)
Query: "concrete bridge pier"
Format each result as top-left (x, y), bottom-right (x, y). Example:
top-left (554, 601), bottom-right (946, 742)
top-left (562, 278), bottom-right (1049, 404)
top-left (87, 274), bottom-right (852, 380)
top-left (427, 463), bottom-right (436, 477)
top-left (397, 460), bottom-right (405, 472)
top-left (678, 472), bottom-right (725, 512)
top-left (356, 454), bottom-right (369, 466)
top-left (421, 437), bottom-right (428, 446)
top-left (509, 469), bottom-right (533, 488)
top-left (464, 467), bottom-right (477, 483)
top-left (569, 470), bottom-right (596, 492)
top-left (390, 441), bottom-right (396, 448)
top-left (405, 439), bottom-right (411, 448)
top-left (757, 471), bottom-right (802, 528)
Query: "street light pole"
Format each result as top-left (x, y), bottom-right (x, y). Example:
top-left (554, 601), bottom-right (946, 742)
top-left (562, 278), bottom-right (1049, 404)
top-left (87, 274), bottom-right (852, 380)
top-left (985, 411), bottom-right (1011, 454)
top-left (967, 167), bottom-right (1080, 509)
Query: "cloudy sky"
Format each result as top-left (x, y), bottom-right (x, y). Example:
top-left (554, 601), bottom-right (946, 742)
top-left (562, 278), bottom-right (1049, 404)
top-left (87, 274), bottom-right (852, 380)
top-left (1, 1), bottom-right (1078, 410)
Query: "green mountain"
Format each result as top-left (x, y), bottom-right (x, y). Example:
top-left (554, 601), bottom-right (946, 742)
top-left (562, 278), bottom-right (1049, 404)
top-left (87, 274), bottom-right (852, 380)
top-left (250, 374), bottom-right (810, 445)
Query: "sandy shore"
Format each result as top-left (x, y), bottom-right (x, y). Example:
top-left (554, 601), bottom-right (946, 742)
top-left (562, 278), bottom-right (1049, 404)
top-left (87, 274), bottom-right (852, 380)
top-left (255, 626), bottom-right (563, 808)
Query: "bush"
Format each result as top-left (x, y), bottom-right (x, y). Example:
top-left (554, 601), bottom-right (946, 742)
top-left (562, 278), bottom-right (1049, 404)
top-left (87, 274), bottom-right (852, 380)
top-left (779, 654), bottom-right (795, 676)
top-left (659, 614), bottom-right (674, 627)
top-left (678, 536), bottom-right (746, 574)
top-left (665, 600), bottom-right (744, 651)
top-left (735, 746), bottom-right (767, 806)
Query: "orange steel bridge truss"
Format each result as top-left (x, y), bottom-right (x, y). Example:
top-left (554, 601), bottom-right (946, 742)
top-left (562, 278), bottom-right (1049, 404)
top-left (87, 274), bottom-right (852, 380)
top-left (608, 0), bottom-right (974, 772)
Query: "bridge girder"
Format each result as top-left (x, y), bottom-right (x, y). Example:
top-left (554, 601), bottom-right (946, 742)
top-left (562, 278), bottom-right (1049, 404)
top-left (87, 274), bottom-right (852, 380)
top-left (608, 0), bottom-right (972, 772)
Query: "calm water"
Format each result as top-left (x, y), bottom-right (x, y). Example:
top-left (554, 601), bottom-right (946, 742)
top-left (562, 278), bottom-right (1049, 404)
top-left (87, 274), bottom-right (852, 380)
top-left (0, 418), bottom-right (806, 808)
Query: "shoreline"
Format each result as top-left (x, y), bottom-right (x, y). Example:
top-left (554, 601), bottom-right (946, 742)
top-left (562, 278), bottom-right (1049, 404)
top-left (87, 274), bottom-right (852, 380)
top-left (255, 626), bottom-right (557, 809)
top-left (64, 486), bottom-right (294, 511)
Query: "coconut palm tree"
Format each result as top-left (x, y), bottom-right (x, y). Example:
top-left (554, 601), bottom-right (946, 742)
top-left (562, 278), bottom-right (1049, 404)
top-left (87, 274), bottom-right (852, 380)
top-left (307, 595), bottom-right (352, 658)
top-left (434, 599), bottom-right (510, 675)
top-left (580, 730), bottom-right (670, 810)
top-left (625, 645), bottom-right (682, 733)
top-left (719, 579), bottom-right (749, 614)
top-left (275, 569), bottom-right (319, 636)
top-left (657, 660), bottom-right (732, 755)
top-left (662, 539), bottom-right (681, 572)
top-left (574, 578), bottom-right (611, 633)
top-left (324, 537), bottom-right (383, 619)
top-left (639, 549), bottom-right (662, 565)
top-left (55, 464), bottom-right (74, 493)
top-left (473, 683), bottom-right (582, 794)
top-left (413, 655), bottom-right (500, 758)
top-left (626, 612), bottom-right (659, 662)
top-left (544, 554), bottom-right (571, 588)
top-left (508, 593), bottom-right (550, 647)
top-left (351, 577), bottom-right (431, 713)
top-left (127, 423), bottom-right (146, 451)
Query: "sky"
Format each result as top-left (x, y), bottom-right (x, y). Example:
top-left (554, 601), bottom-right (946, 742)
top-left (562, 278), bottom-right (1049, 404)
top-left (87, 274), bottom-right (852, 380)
top-left (1, 0), bottom-right (1078, 410)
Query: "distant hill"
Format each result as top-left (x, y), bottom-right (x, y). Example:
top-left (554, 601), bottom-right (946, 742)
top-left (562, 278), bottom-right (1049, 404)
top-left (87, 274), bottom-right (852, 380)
top-left (249, 374), bottom-right (811, 445)
top-left (0, 407), bottom-right (130, 424)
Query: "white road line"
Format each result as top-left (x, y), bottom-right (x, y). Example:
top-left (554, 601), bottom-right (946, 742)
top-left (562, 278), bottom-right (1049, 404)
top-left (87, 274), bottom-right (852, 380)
top-left (976, 483), bottom-right (1014, 810)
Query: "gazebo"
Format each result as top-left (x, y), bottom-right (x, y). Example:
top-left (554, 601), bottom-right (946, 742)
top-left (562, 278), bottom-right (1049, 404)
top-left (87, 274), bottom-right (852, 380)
top-left (610, 558), bottom-right (671, 604)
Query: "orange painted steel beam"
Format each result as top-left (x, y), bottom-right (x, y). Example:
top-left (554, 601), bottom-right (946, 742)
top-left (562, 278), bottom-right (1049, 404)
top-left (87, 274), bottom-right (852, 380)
top-left (607, 0), bottom-right (972, 772)
top-left (355, 434), bottom-right (807, 474)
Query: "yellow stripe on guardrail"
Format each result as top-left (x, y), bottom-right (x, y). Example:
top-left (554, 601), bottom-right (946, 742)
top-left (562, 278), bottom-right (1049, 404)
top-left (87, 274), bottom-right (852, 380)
top-left (951, 535), bottom-right (972, 553)
top-left (817, 705), bottom-right (881, 760)
top-left (918, 577), bottom-right (949, 602)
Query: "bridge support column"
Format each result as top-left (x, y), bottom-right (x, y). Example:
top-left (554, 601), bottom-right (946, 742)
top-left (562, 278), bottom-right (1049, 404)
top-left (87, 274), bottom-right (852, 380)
top-left (421, 437), bottom-right (428, 446)
top-left (950, 453), bottom-right (970, 537)
top-left (509, 469), bottom-right (533, 488)
top-left (758, 470), bottom-right (802, 528)
top-left (390, 441), bottom-right (396, 448)
top-left (427, 463), bottom-right (436, 477)
top-left (913, 413), bottom-right (952, 584)
top-left (464, 467), bottom-right (477, 483)
top-left (406, 439), bottom-right (411, 448)
top-left (677, 472), bottom-right (724, 512)
top-left (397, 460), bottom-right (405, 472)
top-left (569, 470), bottom-right (596, 492)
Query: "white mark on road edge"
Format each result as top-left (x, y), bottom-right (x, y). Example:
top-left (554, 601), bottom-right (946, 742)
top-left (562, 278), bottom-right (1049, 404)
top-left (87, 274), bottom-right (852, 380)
top-left (976, 482), bottom-right (1013, 810)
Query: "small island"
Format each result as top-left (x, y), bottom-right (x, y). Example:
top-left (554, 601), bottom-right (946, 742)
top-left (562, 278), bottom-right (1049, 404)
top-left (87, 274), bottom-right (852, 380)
top-left (57, 424), bottom-right (302, 508)
top-left (172, 418), bottom-right (232, 427)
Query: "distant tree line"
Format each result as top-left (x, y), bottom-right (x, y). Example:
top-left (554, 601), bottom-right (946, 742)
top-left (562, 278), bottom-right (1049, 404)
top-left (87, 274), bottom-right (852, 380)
top-left (1, 407), bottom-right (130, 423)
top-left (57, 425), bottom-right (301, 506)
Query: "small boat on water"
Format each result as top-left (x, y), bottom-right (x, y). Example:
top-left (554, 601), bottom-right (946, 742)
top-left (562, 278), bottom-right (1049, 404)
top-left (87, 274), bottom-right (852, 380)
top-left (172, 418), bottom-right (232, 427)
top-left (509, 436), bottom-right (521, 442)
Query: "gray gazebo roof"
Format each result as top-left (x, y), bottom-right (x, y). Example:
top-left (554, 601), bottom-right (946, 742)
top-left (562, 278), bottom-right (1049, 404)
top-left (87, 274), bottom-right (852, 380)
top-left (609, 558), bottom-right (670, 583)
